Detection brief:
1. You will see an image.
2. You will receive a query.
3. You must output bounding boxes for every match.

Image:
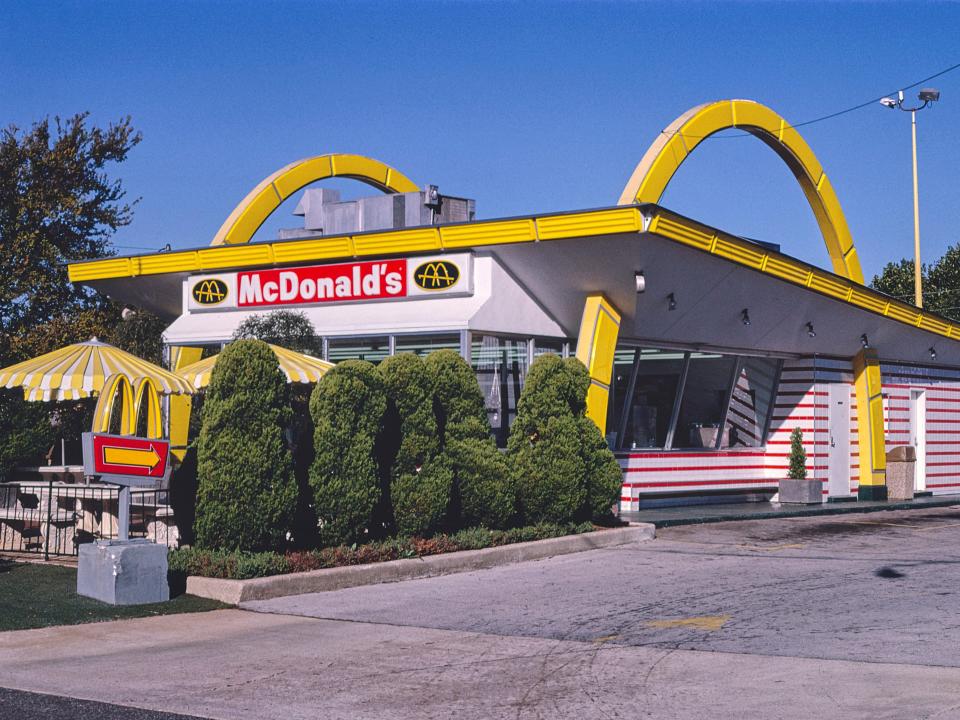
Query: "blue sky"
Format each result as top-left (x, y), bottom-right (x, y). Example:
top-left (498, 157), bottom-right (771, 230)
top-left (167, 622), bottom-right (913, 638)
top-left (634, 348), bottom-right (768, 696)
top-left (3, 1), bottom-right (959, 283)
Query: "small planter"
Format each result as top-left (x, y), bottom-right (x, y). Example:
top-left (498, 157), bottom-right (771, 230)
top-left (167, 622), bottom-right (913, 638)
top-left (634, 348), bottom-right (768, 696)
top-left (778, 478), bottom-right (822, 505)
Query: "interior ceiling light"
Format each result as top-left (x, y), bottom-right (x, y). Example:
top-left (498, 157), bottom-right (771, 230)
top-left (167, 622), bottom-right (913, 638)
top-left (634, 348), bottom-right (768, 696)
top-left (635, 271), bottom-right (646, 293)
top-left (667, 293), bottom-right (677, 311)
top-left (741, 309), bottom-right (751, 326)
top-left (930, 347), bottom-right (938, 360)
top-left (860, 334), bottom-right (870, 349)
top-left (806, 322), bottom-right (816, 338)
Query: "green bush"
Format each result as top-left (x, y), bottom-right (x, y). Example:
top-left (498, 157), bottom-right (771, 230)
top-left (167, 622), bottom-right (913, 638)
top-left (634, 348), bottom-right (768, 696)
top-left (379, 353), bottom-right (452, 536)
top-left (508, 354), bottom-right (622, 524)
top-left (308, 360), bottom-right (387, 545)
top-left (194, 340), bottom-right (297, 552)
top-left (427, 349), bottom-right (513, 529)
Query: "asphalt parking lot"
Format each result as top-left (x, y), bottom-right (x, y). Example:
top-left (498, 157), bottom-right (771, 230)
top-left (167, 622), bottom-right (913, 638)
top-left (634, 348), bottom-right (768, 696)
top-left (6, 506), bottom-right (960, 720)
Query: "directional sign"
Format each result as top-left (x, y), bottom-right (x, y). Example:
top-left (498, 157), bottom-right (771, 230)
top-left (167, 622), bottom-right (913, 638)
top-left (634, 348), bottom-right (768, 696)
top-left (82, 432), bottom-right (171, 487)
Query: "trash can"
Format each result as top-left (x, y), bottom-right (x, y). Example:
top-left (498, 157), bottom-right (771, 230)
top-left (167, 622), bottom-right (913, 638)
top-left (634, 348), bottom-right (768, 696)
top-left (885, 446), bottom-right (916, 501)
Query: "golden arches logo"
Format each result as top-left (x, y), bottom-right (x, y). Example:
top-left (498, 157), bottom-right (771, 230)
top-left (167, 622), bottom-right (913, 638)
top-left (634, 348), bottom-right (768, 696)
top-left (192, 278), bottom-right (228, 305)
top-left (414, 260), bottom-right (459, 290)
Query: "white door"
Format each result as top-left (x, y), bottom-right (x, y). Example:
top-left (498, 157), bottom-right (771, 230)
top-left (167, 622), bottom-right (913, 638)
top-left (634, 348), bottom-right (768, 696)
top-left (910, 389), bottom-right (927, 492)
top-left (828, 384), bottom-right (851, 497)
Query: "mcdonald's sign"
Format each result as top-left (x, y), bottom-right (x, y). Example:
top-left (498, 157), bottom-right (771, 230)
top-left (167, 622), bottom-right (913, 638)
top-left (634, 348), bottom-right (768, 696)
top-left (185, 254), bottom-right (472, 312)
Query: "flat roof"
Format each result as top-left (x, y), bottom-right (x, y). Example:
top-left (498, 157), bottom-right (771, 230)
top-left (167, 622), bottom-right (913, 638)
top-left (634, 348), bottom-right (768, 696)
top-left (67, 203), bottom-right (960, 345)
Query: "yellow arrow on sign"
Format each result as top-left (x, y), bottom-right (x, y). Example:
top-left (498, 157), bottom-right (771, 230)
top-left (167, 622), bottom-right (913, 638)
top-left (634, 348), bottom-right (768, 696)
top-left (103, 445), bottom-right (161, 470)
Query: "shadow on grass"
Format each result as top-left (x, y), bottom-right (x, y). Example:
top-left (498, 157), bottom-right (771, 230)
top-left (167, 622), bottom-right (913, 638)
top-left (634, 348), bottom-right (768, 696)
top-left (0, 562), bottom-right (228, 633)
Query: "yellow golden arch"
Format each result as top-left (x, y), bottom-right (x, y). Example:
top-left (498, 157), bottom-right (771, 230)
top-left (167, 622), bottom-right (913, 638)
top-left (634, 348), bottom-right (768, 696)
top-left (93, 374), bottom-right (164, 439)
top-left (617, 99), bottom-right (864, 284)
top-left (211, 153), bottom-right (419, 246)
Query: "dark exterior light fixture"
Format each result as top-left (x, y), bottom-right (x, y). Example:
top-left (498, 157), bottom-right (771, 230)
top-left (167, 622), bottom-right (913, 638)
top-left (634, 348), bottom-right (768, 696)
top-left (860, 334), bottom-right (870, 349)
top-left (667, 293), bottom-right (677, 310)
top-left (930, 347), bottom-right (938, 360)
top-left (741, 309), bottom-right (751, 326)
top-left (806, 322), bottom-right (816, 338)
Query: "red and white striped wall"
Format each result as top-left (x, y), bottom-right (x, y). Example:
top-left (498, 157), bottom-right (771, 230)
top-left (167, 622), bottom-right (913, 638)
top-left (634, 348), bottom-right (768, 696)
top-left (618, 356), bottom-right (960, 511)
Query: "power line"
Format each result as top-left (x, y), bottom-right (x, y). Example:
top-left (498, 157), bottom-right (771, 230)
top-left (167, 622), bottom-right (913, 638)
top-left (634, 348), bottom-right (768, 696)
top-left (662, 60), bottom-right (960, 140)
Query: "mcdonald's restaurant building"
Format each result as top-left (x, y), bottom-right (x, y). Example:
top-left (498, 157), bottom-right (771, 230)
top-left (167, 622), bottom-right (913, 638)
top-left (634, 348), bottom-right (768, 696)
top-left (67, 102), bottom-right (960, 510)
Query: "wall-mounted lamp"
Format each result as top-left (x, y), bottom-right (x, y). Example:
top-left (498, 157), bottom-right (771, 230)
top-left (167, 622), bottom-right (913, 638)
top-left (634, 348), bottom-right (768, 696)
top-left (741, 308), bottom-right (751, 326)
top-left (635, 271), bottom-right (646, 294)
top-left (667, 293), bottom-right (677, 311)
top-left (860, 334), bottom-right (870, 349)
top-left (930, 347), bottom-right (938, 360)
top-left (806, 322), bottom-right (816, 338)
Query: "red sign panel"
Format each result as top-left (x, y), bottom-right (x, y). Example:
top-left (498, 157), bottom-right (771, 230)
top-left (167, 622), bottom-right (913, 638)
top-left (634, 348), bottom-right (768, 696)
top-left (91, 434), bottom-right (170, 479)
top-left (237, 259), bottom-right (407, 308)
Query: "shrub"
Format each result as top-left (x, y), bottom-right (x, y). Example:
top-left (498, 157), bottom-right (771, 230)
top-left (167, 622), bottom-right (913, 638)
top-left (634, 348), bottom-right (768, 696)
top-left (308, 360), bottom-right (387, 545)
top-left (379, 353), bottom-right (452, 536)
top-left (194, 340), bottom-right (297, 552)
top-left (508, 354), bottom-right (622, 524)
top-left (788, 428), bottom-right (807, 479)
top-left (427, 349), bottom-right (513, 529)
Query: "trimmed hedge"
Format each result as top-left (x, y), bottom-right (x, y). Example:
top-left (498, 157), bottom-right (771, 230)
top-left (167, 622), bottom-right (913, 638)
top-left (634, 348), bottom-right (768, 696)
top-left (508, 354), bottom-right (622, 524)
top-left (308, 360), bottom-right (387, 545)
top-left (379, 353), bottom-right (452, 536)
top-left (427, 349), bottom-right (513, 529)
top-left (194, 340), bottom-right (297, 552)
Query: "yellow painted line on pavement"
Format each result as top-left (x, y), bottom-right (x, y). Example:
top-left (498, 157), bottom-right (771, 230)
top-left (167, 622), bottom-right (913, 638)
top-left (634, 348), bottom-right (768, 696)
top-left (592, 634), bottom-right (620, 644)
top-left (646, 615), bottom-right (731, 632)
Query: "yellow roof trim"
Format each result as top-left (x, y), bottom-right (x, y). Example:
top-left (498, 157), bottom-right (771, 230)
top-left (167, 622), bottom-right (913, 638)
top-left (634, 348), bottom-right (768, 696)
top-left (67, 204), bottom-right (959, 342)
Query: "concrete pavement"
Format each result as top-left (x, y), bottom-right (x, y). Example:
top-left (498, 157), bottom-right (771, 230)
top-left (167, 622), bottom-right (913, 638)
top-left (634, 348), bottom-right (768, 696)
top-left (5, 507), bottom-right (960, 718)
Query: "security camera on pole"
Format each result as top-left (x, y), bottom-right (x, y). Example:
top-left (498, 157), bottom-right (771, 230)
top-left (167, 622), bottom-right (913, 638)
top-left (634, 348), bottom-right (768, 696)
top-left (879, 88), bottom-right (941, 308)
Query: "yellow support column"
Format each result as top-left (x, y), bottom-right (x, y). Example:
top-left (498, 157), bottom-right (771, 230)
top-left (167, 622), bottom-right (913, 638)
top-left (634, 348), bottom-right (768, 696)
top-left (575, 295), bottom-right (621, 435)
top-left (853, 349), bottom-right (887, 500)
top-left (169, 346), bottom-right (203, 461)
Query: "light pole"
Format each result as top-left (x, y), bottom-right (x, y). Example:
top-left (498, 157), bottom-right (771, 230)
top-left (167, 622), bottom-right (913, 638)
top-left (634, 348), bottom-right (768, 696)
top-left (880, 88), bottom-right (941, 308)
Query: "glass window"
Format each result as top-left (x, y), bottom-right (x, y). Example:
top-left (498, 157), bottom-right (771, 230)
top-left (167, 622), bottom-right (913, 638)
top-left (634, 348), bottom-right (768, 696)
top-left (620, 348), bottom-right (687, 450)
top-left (672, 353), bottom-right (738, 449)
top-left (533, 338), bottom-right (564, 358)
top-left (723, 357), bottom-right (780, 447)
top-left (394, 334), bottom-right (460, 357)
top-left (471, 335), bottom-right (530, 446)
top-left (327, 336), bottom-right (390, 364)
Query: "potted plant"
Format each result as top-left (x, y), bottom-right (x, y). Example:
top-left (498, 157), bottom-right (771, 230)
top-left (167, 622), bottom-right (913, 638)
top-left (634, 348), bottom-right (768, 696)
top-left (778, 428), bottom-right (821, 504)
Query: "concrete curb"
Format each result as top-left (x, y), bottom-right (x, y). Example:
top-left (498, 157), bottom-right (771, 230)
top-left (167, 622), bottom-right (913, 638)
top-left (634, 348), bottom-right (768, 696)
top-left (186, 524), bottom-right (655, 605)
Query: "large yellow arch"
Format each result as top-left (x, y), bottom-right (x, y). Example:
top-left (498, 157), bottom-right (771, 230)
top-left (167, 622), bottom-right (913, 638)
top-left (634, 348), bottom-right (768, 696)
top-left (211, 153), bottom-right (419, 246)
top-left (617, 99), bottom-right (864, 284)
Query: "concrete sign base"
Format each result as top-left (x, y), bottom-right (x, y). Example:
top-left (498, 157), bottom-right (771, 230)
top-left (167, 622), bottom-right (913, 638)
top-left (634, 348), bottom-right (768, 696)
top-left (78, 539), bottom-right (169, 605)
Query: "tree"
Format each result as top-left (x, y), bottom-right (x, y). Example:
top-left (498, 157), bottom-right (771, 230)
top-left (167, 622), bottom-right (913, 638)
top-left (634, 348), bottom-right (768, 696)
top-left (106, 307), bottom-right (167, 365)
top-left (0, 113), bottom-right (141, 473)
top-left (232, 310), bottom-right (321, 356)
top-left (308, 360), bottom-right (387, 546)
top-left (870, 259), bottom-right (932, 312)
top-left (0, 113), bottom-right (140, 356)
top-left (426, 349), bottom-right (513, 529)
top-left (194, 340), bottom-right (297, 551)
top-left (379, 353), bottom-right (452, 536)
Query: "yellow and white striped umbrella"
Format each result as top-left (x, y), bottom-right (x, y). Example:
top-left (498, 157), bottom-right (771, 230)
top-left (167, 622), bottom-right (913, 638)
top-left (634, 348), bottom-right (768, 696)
top-left (0, 338), bottom-right (194, 401)
top-left (177, 344), bottom-right (334, 389)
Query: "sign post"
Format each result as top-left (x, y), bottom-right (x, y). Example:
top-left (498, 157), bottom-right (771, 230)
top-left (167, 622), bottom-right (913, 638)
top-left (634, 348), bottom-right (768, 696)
top-left (78, 432), bottom-right (173, 605)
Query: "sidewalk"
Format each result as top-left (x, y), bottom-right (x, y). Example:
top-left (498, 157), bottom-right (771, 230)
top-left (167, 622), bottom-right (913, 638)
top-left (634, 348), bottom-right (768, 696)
top-left (620, 493), bottom-right (960, 527)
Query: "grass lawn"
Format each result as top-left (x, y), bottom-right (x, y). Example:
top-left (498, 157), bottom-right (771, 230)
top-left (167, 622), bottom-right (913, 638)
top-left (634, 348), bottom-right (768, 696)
top-left (0, 559), bottom-right (227, 632)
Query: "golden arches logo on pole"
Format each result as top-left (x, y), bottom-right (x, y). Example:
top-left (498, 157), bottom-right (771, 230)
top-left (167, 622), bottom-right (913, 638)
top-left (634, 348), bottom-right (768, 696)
top-left (211, 153), bottom-right (419, 246)
top-left (93, 373), bottom-right (165, 439)
top-left (618, 99), bottom-right (864, 284)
